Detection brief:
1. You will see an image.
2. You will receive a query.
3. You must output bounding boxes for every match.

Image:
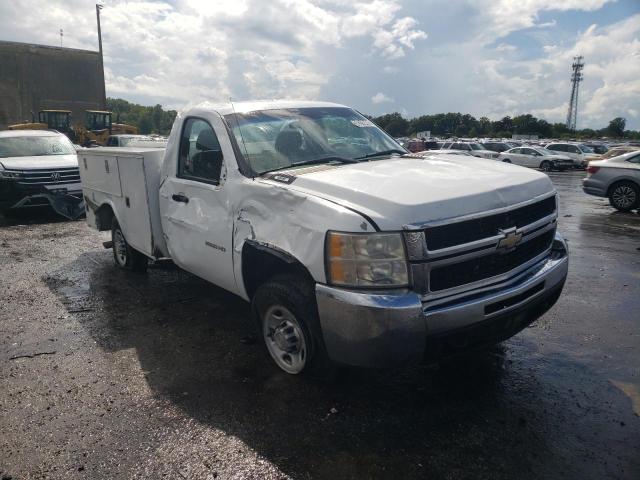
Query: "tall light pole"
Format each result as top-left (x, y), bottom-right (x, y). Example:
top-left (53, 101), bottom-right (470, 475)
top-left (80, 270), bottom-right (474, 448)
top-left (96, 3), bottom-right (106, 109)
top-left (565, 55), bottom-right (584, 131)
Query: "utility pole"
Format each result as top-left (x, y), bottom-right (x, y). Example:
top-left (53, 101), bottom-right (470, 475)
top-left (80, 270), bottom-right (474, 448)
top-left (565, 55), bottom-right (584, 131)
top-left (60, 29), bottom-right (63, 47)
top-left (96, 3), bottom-right (106, 110)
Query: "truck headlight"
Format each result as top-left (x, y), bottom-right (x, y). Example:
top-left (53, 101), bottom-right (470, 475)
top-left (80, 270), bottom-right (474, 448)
top-left (326, 231), bottom-right (409, 287)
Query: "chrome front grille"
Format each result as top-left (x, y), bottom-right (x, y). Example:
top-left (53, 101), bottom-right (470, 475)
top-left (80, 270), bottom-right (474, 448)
top-left (405, 194), bottom-right (558, 300)
top-left (4, 167), bottom-right (81, 186)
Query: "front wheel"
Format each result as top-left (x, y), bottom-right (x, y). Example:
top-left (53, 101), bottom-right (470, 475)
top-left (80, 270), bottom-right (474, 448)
top-left (253, 274), bottom-right (331, 375)
top-left (111, 218), bottom-right (148, 273)
top-left (502, 158), bottom-right (511, 163)
top-left (540, 160), bottom-right (553, 172)
top-left (609, 181), bottom-right (639, 212)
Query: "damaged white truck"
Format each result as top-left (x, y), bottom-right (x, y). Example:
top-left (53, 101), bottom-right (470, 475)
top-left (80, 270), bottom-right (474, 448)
top-left (79, 101), bottom-right (569, 375)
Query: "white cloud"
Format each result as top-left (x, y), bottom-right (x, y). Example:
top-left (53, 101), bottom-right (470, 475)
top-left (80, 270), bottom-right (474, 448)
top-left (1, 0), bottom-right (636, 129)
top-left (495, 43), bottom-right (517, 52)
top-left (371, 92), bottom-right (393, 104)
top-left (468, 14), bottom-right (640, 128)
top-left (470, 0), bottom-right (614, 43)
top-left (0, 0), bottom-right (426, 107)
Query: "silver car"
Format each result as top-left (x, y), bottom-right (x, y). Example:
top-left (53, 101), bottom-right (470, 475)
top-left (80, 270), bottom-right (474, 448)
top-left (583, 150), bottom-right (640, 211)
top-left (499, 147), bottom-right (575, 172)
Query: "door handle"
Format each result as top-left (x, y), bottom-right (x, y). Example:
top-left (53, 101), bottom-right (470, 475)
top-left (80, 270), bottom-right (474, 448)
top-left (172, 193), bottom-right (189, 204)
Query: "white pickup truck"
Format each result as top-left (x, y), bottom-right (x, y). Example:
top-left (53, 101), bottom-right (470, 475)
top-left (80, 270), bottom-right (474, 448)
top-left (79, 101), bottom-right (569, 375)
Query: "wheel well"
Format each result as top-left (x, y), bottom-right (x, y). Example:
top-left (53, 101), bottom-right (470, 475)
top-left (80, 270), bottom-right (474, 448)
top-left (607, 179), bottom-right (640, 197)
top-left (241, 242), bottom-right (315, 300)
top-left (95, 204), bottom-right (115, 231)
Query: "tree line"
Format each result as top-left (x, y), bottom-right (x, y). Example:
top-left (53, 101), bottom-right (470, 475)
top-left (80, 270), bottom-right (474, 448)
top-left (107, 98), bottom-right (177, 135)
top-left (369, 112), bottom-right (638, 140)
top-left (106, 97), bottom-right (638, 140)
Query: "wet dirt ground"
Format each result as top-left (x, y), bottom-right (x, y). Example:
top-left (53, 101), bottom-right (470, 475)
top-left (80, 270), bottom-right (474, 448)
top-left (1, 171), bottom-right (639, 480)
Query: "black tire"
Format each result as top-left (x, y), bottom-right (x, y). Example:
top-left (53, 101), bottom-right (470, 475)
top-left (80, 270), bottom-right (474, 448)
top-left (502, 158), bottom-right (511, 163)
top-left (608, 181), bottom-right (640, 212)
top-left (540, 160), bottom-right (553, 172)
top-left (111, 218), bottom-right (148, 273)
top-left (252, 274), bottom-right (332, 376)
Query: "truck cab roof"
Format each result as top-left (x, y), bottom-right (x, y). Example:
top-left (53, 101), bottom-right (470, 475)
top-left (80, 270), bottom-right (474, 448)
top-left (186, 100), bottom-right (347, 116)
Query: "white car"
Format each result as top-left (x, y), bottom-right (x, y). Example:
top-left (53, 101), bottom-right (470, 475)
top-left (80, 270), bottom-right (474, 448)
top-left (583, 150), bottom-right (640, 211)
top-left (0, 130), bottom-right (83, 218)
top-left (441, 142), bottom-right (500, 159)
top-left (545, 142), bottom-right (601, 169)
top-left (499, 147), bottom-right (575, 171)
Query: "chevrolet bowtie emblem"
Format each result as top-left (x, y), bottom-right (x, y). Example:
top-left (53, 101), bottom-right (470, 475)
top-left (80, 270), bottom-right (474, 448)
top-left (497, 227), bottom-right (522, 250)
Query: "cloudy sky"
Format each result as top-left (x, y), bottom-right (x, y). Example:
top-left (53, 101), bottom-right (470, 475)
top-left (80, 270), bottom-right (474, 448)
top-left (1, 0), bottom-right (639, 129)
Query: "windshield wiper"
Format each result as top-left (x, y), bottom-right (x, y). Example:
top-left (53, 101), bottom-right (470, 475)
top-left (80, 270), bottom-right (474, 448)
top-left (354, 149), bottom-right (406, 160)
top-left (265, 155), bottom-right (359, 173)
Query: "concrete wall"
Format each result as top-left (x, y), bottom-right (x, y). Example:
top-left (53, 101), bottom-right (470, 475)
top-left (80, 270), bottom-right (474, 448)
top-left (0, 40), bottom-right (105, 129)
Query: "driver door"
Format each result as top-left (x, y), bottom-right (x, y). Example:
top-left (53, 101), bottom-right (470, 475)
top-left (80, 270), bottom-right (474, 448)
top-left (159, 116), bottom-right (237, 294)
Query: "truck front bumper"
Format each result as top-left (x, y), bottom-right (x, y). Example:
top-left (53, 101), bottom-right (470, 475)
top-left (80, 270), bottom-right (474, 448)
top-left (316, 233), bottom-right (569, 368)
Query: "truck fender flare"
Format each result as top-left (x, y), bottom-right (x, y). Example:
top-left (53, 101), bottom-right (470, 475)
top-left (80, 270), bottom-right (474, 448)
top-left (240, 240), bottom-right (315, 300)
top-left (243, 239), bottom-right (298, 264)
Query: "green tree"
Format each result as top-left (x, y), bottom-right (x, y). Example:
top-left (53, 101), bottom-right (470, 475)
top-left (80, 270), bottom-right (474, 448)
top-left (607, 117), bottom-right (626, 137)
top-left (371, 112), bottom-right (409, 137)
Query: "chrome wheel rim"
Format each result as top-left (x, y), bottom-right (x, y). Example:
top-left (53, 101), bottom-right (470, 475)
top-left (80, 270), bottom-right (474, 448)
top-left (612, 186), bottom-right (636, 208)
top-left (113, 228), bottom-right (128, 266)
top-left (263, 305), bottom-right (307, 374)
top-left (542, 161), bottom-right (551, 171)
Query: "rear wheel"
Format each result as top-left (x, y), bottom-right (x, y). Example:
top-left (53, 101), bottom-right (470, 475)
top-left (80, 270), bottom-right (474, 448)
top-left (540, 160), bottom-right (553, 172)
top-left (253, 274), bottom-right (331, 375)
top-left (111, 218), bottom-right (148, 272)
top-left (609, 181), bottom-right (639, 212)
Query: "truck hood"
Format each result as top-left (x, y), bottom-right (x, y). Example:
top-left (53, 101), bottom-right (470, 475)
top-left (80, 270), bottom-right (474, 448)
top-left (0, 154), bottom-right (78, 170)
top-left (261, 155), bottom-right (555, 230)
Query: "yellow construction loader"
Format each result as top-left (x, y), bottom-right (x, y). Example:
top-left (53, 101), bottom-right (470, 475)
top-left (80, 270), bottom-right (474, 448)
top-left (8, 109), bottom-right (73, 134)
top-left (8, 109), bottom-right (138, 147)
top-left (75, 110), bottom-right (138, 146)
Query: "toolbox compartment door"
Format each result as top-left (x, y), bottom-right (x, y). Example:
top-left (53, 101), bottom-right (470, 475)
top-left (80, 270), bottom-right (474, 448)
top-left (117, 155), bottom-right (153, 256)
top-left (78, 153), bottom-right (122, 197)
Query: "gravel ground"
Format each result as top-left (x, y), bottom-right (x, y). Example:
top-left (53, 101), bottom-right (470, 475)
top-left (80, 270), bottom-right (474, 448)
top-left (1, 171), bottom-right (639, 479)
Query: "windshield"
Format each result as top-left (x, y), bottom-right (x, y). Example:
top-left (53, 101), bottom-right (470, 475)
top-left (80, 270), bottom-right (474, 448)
top-left (579, 144), bottom-right (595, 153)
top-left (224, 107), bottom-right (404, 174)
top-left (469, 143), bottom-right (484, 150)
top-left (0, 135), bottom-right (76, 158)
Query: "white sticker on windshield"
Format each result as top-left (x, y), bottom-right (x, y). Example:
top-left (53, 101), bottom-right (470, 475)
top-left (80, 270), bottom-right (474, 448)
top-left (351, 119), bottom-right (375, 128)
